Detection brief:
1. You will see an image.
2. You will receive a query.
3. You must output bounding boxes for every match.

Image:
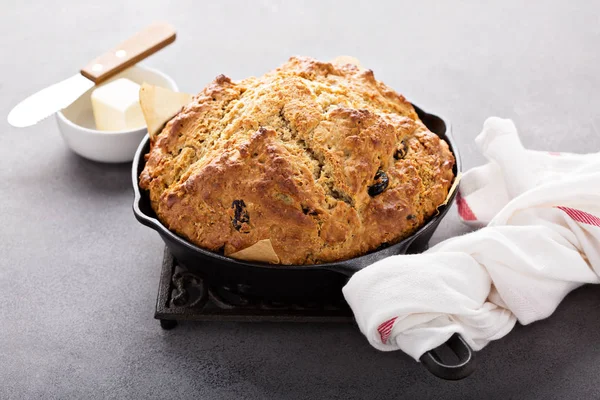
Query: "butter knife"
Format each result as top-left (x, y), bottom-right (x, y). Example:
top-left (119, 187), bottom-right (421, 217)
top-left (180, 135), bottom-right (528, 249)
top-left (7, 22), bottom-right (176, 128)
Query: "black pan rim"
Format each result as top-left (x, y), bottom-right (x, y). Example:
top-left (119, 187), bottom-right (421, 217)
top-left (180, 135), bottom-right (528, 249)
top-left (132, 103), bottom-right (461, 271)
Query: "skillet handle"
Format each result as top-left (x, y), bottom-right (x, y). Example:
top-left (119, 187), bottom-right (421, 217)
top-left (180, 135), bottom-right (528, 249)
top-left (420, 334), bottom-right (476, 380)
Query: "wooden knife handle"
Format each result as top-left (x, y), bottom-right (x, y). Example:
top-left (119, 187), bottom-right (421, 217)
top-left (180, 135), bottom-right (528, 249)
top-left (81, 22), bottom-right (176, 84)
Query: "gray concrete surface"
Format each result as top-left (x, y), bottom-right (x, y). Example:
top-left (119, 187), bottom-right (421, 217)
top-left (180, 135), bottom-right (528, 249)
top-left (2, 1), bottom-right (600, 399)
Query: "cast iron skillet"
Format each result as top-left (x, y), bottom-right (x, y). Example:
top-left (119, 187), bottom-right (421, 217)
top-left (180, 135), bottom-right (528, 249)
top-left (132, 105), bottom-right (475, 380)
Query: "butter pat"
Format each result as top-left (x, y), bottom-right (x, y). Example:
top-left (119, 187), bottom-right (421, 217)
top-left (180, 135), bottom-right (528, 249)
top-left (91, 78), bottom-right (145, 131)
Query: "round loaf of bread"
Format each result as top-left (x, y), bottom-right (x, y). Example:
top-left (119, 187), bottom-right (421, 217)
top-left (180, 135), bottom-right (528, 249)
top-left (140, 56), bottom-right (455, 265)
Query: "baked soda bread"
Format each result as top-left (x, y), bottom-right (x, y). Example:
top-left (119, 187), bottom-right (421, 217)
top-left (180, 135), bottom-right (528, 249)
top-left (139, 56), bottom-right (455, 264)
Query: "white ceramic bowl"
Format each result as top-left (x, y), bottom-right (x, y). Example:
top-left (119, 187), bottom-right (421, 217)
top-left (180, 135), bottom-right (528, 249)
top-left (56, 65), bottom-right (178, 163)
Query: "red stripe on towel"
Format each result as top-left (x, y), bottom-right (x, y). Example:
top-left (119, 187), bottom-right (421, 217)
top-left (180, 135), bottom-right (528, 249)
top-left (378, 317), bottom-right (398, 344)
top-left (456, 191), bottom-right (477, 221)
top-left (556, 206), bottom-right (600, 227)
top-left (548, 152), bottom-right (561, 156)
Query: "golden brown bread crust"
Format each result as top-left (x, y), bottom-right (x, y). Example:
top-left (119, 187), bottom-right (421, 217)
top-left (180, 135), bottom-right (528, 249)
top-left (140, 56), bottom-right (455, 264)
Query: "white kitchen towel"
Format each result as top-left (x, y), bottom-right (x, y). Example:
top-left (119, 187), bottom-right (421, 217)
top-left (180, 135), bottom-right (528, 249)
top-left (342, 117), bottom-right (600, 361)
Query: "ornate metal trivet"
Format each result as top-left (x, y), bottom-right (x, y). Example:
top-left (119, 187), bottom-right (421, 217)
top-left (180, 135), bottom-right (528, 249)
top-left (155, 248), bottom-right (354, 329)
